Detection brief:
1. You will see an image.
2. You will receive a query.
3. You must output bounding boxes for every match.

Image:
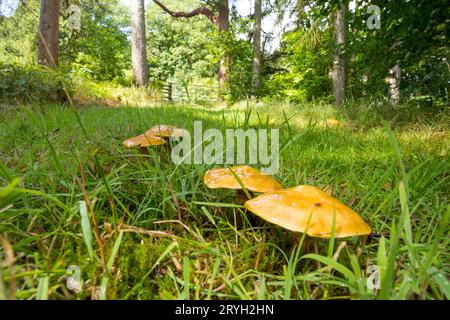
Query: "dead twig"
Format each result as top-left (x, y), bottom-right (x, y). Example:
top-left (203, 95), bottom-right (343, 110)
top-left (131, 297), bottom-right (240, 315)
top-left (153, 219), bottom-right (191, 233)
top-left (118, 225), bottom-right (175, 238)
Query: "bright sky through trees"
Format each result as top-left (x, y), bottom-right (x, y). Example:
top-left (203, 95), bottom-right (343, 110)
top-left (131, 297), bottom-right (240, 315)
top-left (0, 0), bottom-right (20, 17)
top-left (120, 0), bottom-right (296, 51)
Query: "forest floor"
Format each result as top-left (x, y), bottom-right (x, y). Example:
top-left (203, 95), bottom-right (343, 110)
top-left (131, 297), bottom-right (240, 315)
top-left (0, 101), bottom-right (449, 300)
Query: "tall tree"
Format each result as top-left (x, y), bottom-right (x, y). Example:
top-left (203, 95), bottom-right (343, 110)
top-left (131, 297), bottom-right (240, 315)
top-left (331, 0), bottom-right (346, 106)
top-left (297, 0), bottom-right (305, 28)
top-left (151, 0), bottom-right (229, 95)
top-left (38, 0), bottom-right (60, 68)
top-left (251, 0), bottom-right (262, 98)
top-left (216, 0), bottom-right (229, 94)
top-left (131, 0), bottom-right (149, 87)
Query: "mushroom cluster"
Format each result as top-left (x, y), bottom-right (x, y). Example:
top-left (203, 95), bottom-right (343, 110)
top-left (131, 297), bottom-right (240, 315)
top-left (123, 125), bottom-right (188, 154)
top-left (122, 126), bottom-right (371, 242)
top-left (204, 165), bottom-right (371, 240)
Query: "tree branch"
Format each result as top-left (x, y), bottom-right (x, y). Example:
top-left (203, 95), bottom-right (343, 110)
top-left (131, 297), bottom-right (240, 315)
top-left (151, 0), bottom-right (216, 24)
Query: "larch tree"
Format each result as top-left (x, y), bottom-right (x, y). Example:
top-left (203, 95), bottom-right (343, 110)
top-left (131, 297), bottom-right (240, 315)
top-left (331, 0), bottom-right (346, 106)
top-left (38, 0), bottom-right (60, 69)
top-left (251, 0), bottom-right (262, 98)
top-left (131, 0), bottom-right (149, 87)
top-left (151, 0), bottom-right (229, 96)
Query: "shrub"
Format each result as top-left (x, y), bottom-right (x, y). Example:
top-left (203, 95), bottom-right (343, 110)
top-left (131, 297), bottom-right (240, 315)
top-left (0, 62), bottom-right (71, 103)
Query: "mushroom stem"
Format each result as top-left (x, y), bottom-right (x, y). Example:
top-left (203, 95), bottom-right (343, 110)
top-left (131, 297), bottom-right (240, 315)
top-left (235, 189), bottom-right (253, 204)
top-left (158, 143), bottom-right (173, 164)
top-left (301, 236), bottom-right (313, 252)
top-left (139, 147), bottom-right (150, 155)
top-left (296, 236), bottom-right (320, 255)
top-left (237, 190), bottom-right (265, 228)
top-left (356, 235), bottom-right (368, 259)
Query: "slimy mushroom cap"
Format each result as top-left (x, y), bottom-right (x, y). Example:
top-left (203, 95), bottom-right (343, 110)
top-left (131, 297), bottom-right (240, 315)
top-left (244, 185), bottom-right (372, 238)
top-left (145, 125), bottom-right (189, 139)
top-left (123, 133), bottom-right (167, 148)
top-left (204, 165), bottom-right (283, 193)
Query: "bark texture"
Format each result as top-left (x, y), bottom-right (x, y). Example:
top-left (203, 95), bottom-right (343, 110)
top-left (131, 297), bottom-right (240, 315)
top-left (216, 0), bottom-right (229, 95)
top-left (297, 0), bottom-right (305, 28)
top-left (152, 0), bottom-right (215, 23)
top-left (251, 0), bottom-right (262, 98)
top-left (332, 1), bottom-right (346, 106)
top-left (131, 0), bottom-right (149, 87)
top-left (38, 0), bottom-right (60, 68)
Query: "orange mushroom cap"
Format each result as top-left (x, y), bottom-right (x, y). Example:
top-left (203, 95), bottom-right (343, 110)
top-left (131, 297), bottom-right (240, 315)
top-left (204, 165), bottom-right (283, 193)
top-left (123, 133), bottom-right (166, 148)
top-left (245, 185), bottom-right (372, 238)
top-left (145, 125), bottom-right (189, 139)
top-left (325, 118), bottom-right (342, 128)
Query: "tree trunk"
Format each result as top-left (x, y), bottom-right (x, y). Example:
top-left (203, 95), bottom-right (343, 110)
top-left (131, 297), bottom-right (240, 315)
top-left (131, 0), bottom-right (149, 87)
top-left (251, 0), bottom-right (262, 98)
top-left (297, 0), bottom-right (305, 28)
top-left (38, 0), bottom-right (60, 69)
top-left (216, 0), bottom-right (229, 96)
top-left (387, 60), bottom-right (401, 106)
top-left (332, 1), bottom-right (346, 106)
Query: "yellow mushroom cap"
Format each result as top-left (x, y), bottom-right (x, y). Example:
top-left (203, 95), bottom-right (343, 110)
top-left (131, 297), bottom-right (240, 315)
top-left (244, 185), bottom-right (372, 238)
top-left (145, 125), bottom-right (189, 139)
top-left (204, 165), bottom-right (283, 193)
top-left (123, 133), bottom-right (167, 148)
top-left (325, 118), bottom-right (341, 128)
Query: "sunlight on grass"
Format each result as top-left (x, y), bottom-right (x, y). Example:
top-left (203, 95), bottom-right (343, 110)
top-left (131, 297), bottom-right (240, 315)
top-left (0, 102), bottom-right (448, 300)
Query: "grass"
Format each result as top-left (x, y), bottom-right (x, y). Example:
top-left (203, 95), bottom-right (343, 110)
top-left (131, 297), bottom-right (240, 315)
top-left (0, 100), bottom-right (448, 300)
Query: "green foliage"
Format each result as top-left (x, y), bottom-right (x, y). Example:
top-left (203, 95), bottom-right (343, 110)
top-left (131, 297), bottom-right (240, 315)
top-left (0, 0), bottom-right (39, 65)
top-left (218, 32), bottom-right (254, 103)
top-left (344, 0), bottom-right (449, 104)
top-left (264, 0), bottom-right (449, 106)
top-left (208, 12), bottom-right (254, 103)
top-left (0, 0), bottom-right (142, 104)
top-left (60, 0), bottom-right (131, 83)
top-left (146, 0), bottom-right (254, 104)
top-left (146, 0), bottom-right (216, 85)
top-left (1, 0), bottom-right (448, 106)
top-left (0, 62), bottom-right (70, 103)
top-left (264, 25), bottom-right (333, 102)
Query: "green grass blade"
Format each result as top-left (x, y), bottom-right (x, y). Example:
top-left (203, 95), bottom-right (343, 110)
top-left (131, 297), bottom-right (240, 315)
top-left (182, 256), bottom-right (191, 299)
top-left (301, 253), bottom-right (356, 282)
top-left (79, 201), bottom-right (94, 260)
top-left (99, 231), bottom-right (124, 300)
top-left (36, 276), bottom-right (49, 300)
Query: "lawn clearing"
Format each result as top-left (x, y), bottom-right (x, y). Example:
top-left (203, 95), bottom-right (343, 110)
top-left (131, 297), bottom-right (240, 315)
top-left (0, 102), bottom-right (448, 300)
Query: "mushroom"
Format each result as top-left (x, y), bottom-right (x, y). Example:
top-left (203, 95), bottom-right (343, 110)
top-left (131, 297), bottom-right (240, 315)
top-left (325, 118), bottom-right (341, 128)
top-left (123, 133), bottom-right (166, 155)
top-left (123, 125), bottom-right (189, 158)
top-left (244, 185), bottom-right (371, 245)
top-left (145, 125), bottom-right (190, 156)
top-left (204, 165), bottom-right (283, 194)
top-left (204, 165), bottom-right (283, 227)
top-left (145, 125), bottom-right (189, 140)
